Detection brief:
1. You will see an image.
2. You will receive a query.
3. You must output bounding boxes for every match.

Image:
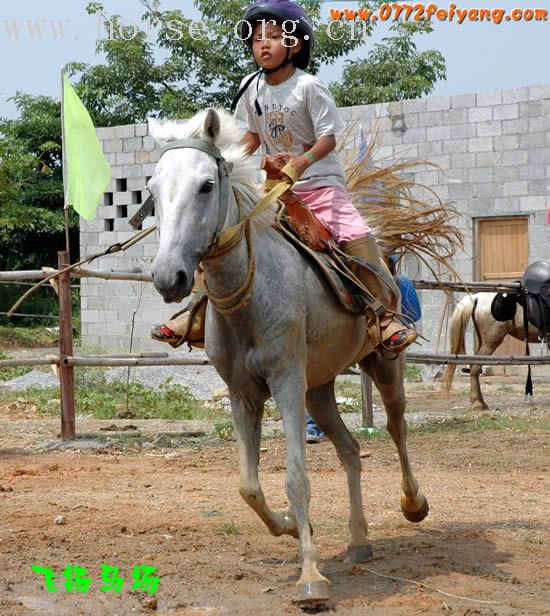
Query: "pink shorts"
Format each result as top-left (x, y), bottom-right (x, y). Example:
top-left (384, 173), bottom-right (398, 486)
top-left (293, 186), bottom-right (372, 244)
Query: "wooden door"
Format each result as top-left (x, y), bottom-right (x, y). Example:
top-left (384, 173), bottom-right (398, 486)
top-left (475, 217), bottom-right (529, 374)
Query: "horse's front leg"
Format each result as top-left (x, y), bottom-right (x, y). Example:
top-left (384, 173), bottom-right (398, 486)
top-left (361, 354), bottom-right (429, 523)
top-left (231, 391), bottom-right (300, 538)
top-left (269, 370), bottom-right (330, 607)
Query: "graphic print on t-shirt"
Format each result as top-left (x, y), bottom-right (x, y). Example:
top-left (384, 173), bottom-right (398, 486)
top-left (265, 110), bottom-right (294, 149)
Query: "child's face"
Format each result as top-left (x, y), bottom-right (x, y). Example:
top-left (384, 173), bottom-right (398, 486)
top-left (251, 21), bottom-right (302, 71)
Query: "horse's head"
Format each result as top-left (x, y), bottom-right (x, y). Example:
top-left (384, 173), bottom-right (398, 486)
top-left (148, 108), bottom-right (235, 303)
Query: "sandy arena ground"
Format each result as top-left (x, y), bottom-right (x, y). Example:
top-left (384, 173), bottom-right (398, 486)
top-left (0, 383), bottom-right (549, 615)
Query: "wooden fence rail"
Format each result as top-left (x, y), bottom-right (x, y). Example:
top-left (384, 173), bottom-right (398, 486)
top-left (0, 267), bottom-right (539, 439)
top-left (4, 352), bottom-right (550, 370)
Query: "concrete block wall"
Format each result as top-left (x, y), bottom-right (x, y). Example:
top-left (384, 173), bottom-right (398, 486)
top-left (81, 83), bottom-right (550, 352)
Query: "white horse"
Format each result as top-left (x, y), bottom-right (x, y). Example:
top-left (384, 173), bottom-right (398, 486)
top-left (149, 108), bottom-right (428, 607)
top-left (443, 293), bottom-right (540, 409)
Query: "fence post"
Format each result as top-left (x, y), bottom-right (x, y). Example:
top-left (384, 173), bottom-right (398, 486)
top-left (58, 251), bottom-right (76, 440)
top-left (360, 372), bottom-right (373, 428)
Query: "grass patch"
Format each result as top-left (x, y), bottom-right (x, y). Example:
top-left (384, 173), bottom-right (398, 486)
top-left (212, 420), bottom-right (235, 441)
top-left (216, 522), bottom-right (240, 537)
top-left (405, 364), bottom-right (422, 381)
top-left (335, 380), bottom-right (361, 399)
top-left (354, 427), bottom-right (388, 441)
top-left (0, 351), bottom-right (32, 382)
top-left (0, 325), bottom-right (59, 349)
top-left (0, 370), bottom-right (224, 421)
top-left (410, 415), bottom-right (550, 435)
top-left (335, 380), bottom-right (362, 413)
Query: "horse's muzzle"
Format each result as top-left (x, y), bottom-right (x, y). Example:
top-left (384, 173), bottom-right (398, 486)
top-left (151, 269), bottom-right (191, 303)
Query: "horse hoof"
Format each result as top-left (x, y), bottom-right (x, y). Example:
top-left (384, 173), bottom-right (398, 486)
top-left (345, 544), bottom-right (374, 563)
top-left (471, 401), bottom-right (488, 410)
top-left (401, 494), bottom-right (429, 523)
top-left (294, 579), bottom-right (330, 608)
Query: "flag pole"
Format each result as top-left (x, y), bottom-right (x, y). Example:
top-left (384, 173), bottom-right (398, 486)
top-left (61, 65), bottom-right (71, 259)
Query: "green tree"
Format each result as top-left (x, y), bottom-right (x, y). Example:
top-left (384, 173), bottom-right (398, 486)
top-left (0, 94), bottom-right (77, 324)
top-left (0, 93), bottom-right (77, 272)
top-left (331, 22), bottom-right (446, 106)
top-left (69, 0), bottom-right (384, 124)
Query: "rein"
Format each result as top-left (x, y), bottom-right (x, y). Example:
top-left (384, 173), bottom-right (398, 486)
top-left (158, 138), bottom-right (298, 314)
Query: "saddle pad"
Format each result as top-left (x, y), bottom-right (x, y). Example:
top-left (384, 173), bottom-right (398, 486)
top-left (275, 212), bottom-right (365, 315)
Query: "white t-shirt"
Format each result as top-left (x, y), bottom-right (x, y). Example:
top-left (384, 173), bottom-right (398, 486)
top-left (235, 68), bottom-right (346, 191)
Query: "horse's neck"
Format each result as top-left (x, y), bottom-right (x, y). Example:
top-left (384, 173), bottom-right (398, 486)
top-left (201, 189), bottom-right (266, 301)
top-left (202, 229), bottom-right (249, 299)
top-left (201, 215), bottom-right (284, 311)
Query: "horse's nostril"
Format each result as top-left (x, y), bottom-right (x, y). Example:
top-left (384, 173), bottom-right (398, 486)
top-left (175, 270), bottom-right (187, 289)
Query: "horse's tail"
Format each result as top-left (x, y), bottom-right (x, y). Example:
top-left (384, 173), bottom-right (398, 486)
top-left (442, 294), bottom-right (478, 392)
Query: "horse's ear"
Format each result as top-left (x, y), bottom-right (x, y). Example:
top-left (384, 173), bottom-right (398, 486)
top-left (147, 117), bottom-right (165, 146)
top-left (202, 108), bottom-right (220, 143)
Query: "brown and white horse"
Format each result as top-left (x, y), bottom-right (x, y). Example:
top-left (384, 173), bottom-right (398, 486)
top-left (443, 292), bottom-right (540, 409)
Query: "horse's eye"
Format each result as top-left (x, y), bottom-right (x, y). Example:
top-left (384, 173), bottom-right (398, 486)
top-left (200, 180), bottom-right (214, 194)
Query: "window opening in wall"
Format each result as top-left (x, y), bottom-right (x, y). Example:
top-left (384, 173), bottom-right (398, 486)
top-left (105, 219), bottom-right (114, 231)
top-left (117, 205), bottom-right (128, 218)
top-left (116, 178), bottom-right (127, 192)
top-left (104, 192), bottom-right (113, 206)
top-left (131, 190), bottom-right (142, 204)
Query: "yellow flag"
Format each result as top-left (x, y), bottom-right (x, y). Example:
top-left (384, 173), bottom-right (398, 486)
top-left (63, 75), bottom-right (111, 220)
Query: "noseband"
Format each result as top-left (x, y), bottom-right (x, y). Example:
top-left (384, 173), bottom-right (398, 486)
top-left (155, 137), bottom-right (297, 314)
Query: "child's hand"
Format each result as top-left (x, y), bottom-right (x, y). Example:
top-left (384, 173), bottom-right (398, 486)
top-left (286, 154), bottom-right (312, 179)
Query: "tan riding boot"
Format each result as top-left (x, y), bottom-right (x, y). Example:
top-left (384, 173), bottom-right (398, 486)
top-left (343, 235), bottom-right (417, 353)
top-left (150, 270), bottom-right (207, 349)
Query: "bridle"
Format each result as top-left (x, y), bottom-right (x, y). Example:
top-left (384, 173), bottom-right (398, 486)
top-left (157, 137), bottom-right (297, 315)
top-left (160, 138), bottom-right (234, 241)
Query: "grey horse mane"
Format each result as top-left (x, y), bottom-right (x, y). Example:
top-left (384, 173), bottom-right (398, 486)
top-left (149, 108), bottom-right (278, 230)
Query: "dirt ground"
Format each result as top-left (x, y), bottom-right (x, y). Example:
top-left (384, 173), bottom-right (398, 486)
top-left (1, 386), bottom-right (549, 616)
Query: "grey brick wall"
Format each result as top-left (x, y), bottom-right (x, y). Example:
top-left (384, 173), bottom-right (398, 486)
top-left (81, 83), bottom-right (550, 353)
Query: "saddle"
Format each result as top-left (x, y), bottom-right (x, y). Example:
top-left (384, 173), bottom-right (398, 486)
top-left (491, 260), bottom-right (550, 339)
top-left (261, 154), bottom-right (383, 315)
top-left (490, 260), bottom-right (550, 399)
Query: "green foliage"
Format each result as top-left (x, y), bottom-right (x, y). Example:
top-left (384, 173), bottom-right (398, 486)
top-left (331, 22), bottom-right (446, 106)
top-left (405, 364), bottom-right (422, 381)
top-left (0, 93), bottom-right (79, 292)
top-left (213, 420), bottom-right (235, 441)
top-left (71, 371), bottom-right (206, 419)
top-left (0, 351), bottom-right (32, 381)
top-left (2, 371), bottom-right (209, 420)
top-left (354, 426), bottom-right (386, 439)
top-left (410, 415), bottom-right (550, 435)
top-left (68, 0), bottom-right (392, 124)
top-left (0, 324), bottom-right (59, 348)
top-left (216, 522), bottom-right (240, 537)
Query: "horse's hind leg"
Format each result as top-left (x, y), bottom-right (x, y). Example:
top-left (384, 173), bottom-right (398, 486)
top-left (470, 336), bottom-right (503, 410)
top-left (231, 391), bottom-right (300, 538)
top-left (306, 381), bottom-right (373, 563)
top-left (361, 354), bottom-right (429, 523)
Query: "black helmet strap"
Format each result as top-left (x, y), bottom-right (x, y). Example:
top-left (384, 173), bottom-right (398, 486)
top-left (230, 45), bottom-right (293, 115)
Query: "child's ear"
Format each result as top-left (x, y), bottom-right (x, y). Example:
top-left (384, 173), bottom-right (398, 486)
top-left (289, 38), bottom-right (303, 58)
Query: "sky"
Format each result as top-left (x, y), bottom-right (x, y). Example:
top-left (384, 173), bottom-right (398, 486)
top-left (0, 0), bottom-right (548, 119)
